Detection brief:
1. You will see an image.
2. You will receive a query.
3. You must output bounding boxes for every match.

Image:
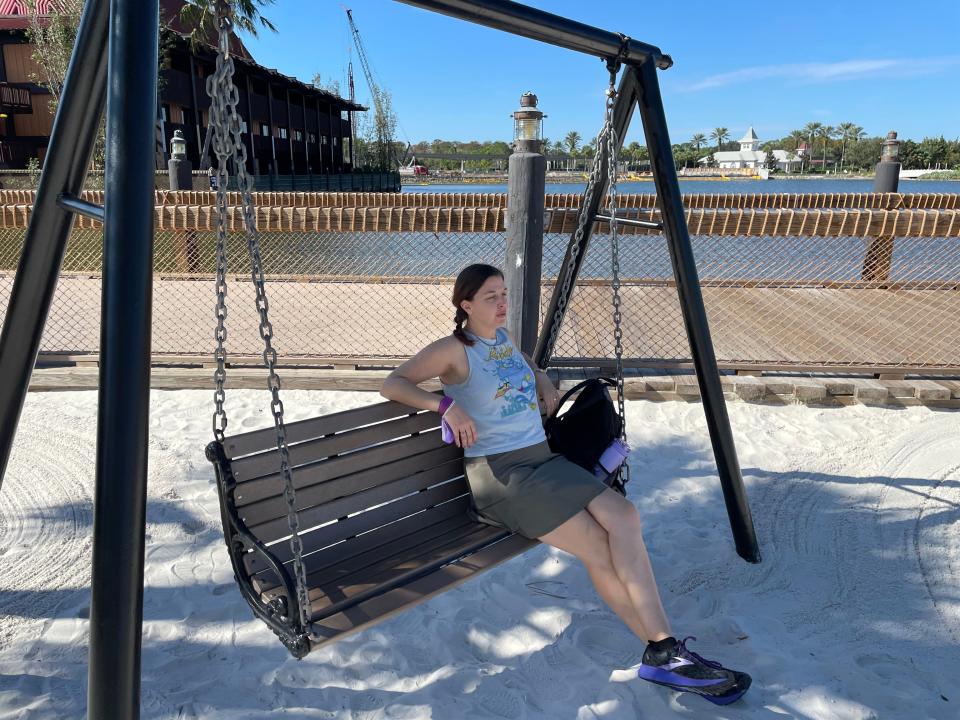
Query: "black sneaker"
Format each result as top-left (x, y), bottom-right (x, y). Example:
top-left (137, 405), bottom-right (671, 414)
top-left (638, 636), bottom-right (752, 706)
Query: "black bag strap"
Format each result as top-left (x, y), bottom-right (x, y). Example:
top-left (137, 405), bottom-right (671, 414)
top-left (548, 377), bottom-right (617, 422)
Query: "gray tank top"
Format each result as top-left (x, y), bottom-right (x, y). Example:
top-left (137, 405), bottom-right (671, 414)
top-left (441, 328), bottom-right (547, 457)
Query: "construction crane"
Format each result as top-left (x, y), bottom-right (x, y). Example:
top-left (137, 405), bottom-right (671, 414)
top-left (344, 7), bottom-right (397, 170)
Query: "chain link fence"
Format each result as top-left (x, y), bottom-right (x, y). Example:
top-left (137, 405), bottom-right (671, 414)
top-left (0, 201), bottom-right (958, 372)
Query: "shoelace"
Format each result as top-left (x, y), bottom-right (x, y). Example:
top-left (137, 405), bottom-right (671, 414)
top-left (675, 636), bottom-right (725, 671)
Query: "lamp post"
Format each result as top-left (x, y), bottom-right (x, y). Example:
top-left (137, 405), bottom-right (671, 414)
top-left (872, 130), bottom-right (900, 193)
top-left (168, 128), bottom-right (192, 190)
top-left (506, 92), bottom-right (547, 355)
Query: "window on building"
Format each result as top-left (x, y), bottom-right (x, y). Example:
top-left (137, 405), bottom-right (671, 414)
top-left (308, 132), bottom-right (316, 144)
top-left (260, 123), bottom-right (270, 136)
top-left (341, 110), bottom-right (349, 121)
top-left (332, 136), bottom-right (338, 146)
top-left (160, 104), bottom-right (170, 122)
top-left (277, 127), bottom-right (288, 140)
top-left (294, 129), bottom-right (303, 142)
top-left (321, 135), bottom-right (328, 145)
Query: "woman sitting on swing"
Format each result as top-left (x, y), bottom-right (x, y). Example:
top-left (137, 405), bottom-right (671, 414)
top-left (381, 263), bottom-right (752, 706)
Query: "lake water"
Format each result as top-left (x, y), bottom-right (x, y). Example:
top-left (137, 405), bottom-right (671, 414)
top-left (404, 178), bottom-right (960, 194)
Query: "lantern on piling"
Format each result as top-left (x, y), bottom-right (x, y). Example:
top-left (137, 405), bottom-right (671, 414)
top-left (512, 92), bottom-right (545, 152)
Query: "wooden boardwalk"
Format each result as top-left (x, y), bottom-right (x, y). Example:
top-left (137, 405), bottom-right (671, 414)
top-left (8, 275), bottom-right (958, 372)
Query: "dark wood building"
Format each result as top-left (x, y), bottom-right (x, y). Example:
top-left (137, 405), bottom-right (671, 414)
top-left (0, 0), bottom-right (365, 175)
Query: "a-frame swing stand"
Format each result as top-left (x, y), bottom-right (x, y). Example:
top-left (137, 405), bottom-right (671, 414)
top-left (0, 1), bottom-right (759, 718)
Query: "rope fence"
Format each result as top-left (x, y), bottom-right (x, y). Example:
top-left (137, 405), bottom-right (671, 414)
top-left (0, 193), bottom-right (957, 372)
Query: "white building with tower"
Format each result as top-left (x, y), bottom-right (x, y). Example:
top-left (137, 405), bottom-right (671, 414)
top-left (701, 127), bottom-right (802, 172)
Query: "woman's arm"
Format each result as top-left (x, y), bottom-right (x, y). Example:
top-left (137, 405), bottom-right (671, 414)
top-left (517, 347), bottom-right (560, 416)
top-left (380, 337), bottom-right (458, 412)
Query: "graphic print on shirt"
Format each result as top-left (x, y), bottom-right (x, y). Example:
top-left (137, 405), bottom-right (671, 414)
top-left (484, 344), bottom-right (538, 418)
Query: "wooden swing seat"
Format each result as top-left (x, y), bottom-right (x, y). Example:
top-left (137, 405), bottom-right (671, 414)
top-left (207, 397), bottom-right (536, 657)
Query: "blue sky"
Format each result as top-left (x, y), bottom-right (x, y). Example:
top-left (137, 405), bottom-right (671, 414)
top-left (242, 0), bottom-right (960, 146)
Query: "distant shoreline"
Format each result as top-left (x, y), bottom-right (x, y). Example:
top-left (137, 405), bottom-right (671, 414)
top-left (402, 173), bottom-right (959, 187)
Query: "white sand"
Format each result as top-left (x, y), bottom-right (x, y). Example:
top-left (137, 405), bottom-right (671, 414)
top-left (1, 389), bottom-right (958, 719)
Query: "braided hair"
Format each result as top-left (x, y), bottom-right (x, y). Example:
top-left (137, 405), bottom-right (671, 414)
top-left (452, 263), bottom-right (504, 346)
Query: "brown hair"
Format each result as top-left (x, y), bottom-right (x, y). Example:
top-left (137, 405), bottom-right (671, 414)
top-left (452, 263), bottom-right (504, 346)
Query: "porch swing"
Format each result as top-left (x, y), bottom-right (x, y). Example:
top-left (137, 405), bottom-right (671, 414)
top-left (205, 5), bottom-right (638, 658)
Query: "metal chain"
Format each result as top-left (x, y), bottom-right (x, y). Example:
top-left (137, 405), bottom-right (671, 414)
top-left (542, 83), bottom-right (618, 364)
top-left (602, 69), bottom-right (630, 489)
top-left (208, 3), bottom-right (313, 635)
top-left (544, 63), bottom-right (630, 489)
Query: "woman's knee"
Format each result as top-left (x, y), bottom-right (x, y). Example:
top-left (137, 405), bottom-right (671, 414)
top-left (588, 490), bottom-right (643, 538)
top-left (538, 510), bottom-right (615, 572)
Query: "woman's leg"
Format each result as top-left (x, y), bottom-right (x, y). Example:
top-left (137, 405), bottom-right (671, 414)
top-left (585, 490), bottom-right (672, 642)
top-left (537, 509), bottom-right (657, 641)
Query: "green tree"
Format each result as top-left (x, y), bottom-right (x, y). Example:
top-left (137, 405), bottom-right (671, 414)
top-left (837, 122), bottom-right (864, 172)
top-left (818, 125), bottom-right (836, 172)
top-left (690, 132), bottom-right (706, 151)
top-left (710, 127), bottom-right (729, 152)
top-left (802, 122), bottom-right (822, 172)
top-left (564, 130), bottom-right (581, 170)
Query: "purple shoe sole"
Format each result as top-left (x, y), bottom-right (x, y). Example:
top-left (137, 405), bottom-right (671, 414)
top-left (638, 668), bottom-right (752, 706)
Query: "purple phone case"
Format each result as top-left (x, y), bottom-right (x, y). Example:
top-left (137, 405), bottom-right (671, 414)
top-left (441, 415), bottom-right (455, 444)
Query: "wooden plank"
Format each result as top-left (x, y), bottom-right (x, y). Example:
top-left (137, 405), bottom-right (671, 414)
top-left (643, 376), bottom-right (678, 392)
top-left (225, 398), bottom-right (428, 458)
top-left (933, 379), bottom-right (960, 399)
top-left (250, 475), bottom-right (469, 547)
top-left (920, 398), bottom-right (960, 409)
top-left (822, 378), bottom-right (856, 396)
top-left (256, 496), bottom-right (475, 580)
top-left (881, 380), bottom-right (919, 398)
top-left (846, 378), bottom-right (890, 402)
top-left (234, 429), bottom-right (447, 507)
top-left (230, 411), bottom-right (441, 482)
top-left (674, 375), bottom-right (701, 398)
top-left (911, 379), bottom-right (952, 401)
top-left (762, 377), bottom-right (797, 396)
top-left (238, 443), bottom-right (462, 527)
top-left (724, 375), bottom-right (766, 402)
top-left (246, 506), bottom-right (473, 576)
top-left (790, 378), bottom-right (829, 403)
top-left (303, 524), bottom-right (509, 620)
top-left (244, 458), bottom-right (465, 541)
top-left (307, 533), bottom-right (536, 648)
top-left (260, 520), bottom-right (494, 599)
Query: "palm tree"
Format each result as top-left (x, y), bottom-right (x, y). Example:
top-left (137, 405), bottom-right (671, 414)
top-left (801, 122), bottom-right (822, 173)
top-left (564, 130), bottom-right (581, 170)
top-left (691, 133), bottom-right (707, 151)
top-left (180, 0), bottom-right (278, 48)
top-left (710, 127), bottom-right (729, 152)
top-left (818, 125), bottom-right (836, 172)
top-left (837, 122), bottom-right (865, 172)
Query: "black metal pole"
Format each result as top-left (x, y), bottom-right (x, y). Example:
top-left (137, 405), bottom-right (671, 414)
top-left (395, 0), bottom-right (672, 69)
top-left (634, 60), bottom-right (760, 563)
top-left (87, 0), bottom-right (159, 717)
top-left (533, 68), bottom-right (639, 368)
top-left (0, 0), bottom-right (109, 490)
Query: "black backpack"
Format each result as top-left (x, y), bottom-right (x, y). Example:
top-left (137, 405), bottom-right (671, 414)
top-left (543, 377), bottom-right (626, 493)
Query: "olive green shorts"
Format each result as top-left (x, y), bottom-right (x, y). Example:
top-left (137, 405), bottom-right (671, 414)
top-left (464, 441), bottom-right (609, 539)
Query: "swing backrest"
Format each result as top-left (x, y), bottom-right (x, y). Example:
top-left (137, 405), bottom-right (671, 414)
top-left (212, 397), bottom-right (535, 649)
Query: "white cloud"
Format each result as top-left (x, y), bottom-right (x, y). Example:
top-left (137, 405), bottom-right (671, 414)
top-left (681, 56), bottom-right (960, 92)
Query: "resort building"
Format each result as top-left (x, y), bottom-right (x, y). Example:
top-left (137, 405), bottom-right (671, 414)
top-left (0, 0), bottom-right (365, 175)
top-left (699, 126), bottom-right (802, 173)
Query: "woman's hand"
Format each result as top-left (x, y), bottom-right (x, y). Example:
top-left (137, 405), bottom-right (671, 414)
top-left (539, 376), bottom-right (561, 417)
top-left (443, 403), bottom-right (478, 449)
